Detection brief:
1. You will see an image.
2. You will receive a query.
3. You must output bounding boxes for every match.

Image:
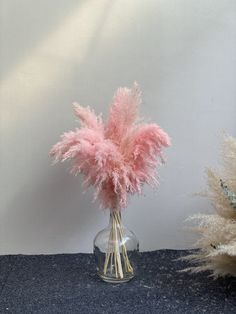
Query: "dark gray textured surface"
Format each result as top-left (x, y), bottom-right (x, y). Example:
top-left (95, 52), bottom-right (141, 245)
top-left (0, 250), bottom-right (235, 313)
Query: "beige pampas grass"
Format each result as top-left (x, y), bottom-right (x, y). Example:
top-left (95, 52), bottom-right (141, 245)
top-left (183, 135), bottom-right (236, 278)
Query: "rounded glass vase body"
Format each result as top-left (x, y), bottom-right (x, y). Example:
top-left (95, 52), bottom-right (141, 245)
top-left (94, 211), bottom-right (139, 283)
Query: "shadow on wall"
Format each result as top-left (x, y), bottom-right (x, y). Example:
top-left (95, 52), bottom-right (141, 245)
top-left (0, 0), bottom-right (84, 81)
top-left (2, 167), bottom-right (102, 254)
top-left (1, 0), bottom-right (114, 253)
top-left (1, 0), bottom-right (115, 129)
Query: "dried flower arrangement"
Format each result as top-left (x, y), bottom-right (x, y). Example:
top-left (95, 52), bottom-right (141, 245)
top-left (183, 135), bottom-right (236, 278)
top-left (50, 83), bottom-right (170, 281)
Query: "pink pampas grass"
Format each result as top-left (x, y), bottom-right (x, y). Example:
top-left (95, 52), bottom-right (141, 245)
top-left (50, 83), bottom-right (171, 210)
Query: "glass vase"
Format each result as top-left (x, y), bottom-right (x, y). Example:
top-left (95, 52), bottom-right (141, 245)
top-left (93, 211), bottom-right (139, 283)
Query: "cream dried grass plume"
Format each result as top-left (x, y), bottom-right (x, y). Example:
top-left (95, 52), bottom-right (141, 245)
top-left (183, 135), bottom-right (236, 278)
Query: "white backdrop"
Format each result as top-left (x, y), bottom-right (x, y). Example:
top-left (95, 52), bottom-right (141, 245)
top-left (0, 0), bottom-right (236, 254)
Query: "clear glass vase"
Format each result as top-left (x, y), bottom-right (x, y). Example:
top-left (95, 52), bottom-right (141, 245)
top-left (93, 211), bottom-right (139, 283)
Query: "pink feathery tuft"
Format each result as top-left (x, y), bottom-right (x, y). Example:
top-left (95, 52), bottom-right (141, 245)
top-left (124, 124), bottom-right (171, 187)
top-left (50, 83), bottom-right (171, 210)
top-left (105, 82), bottom-right (141, 144)
top-left (73, 103), bottom-right (103, 132)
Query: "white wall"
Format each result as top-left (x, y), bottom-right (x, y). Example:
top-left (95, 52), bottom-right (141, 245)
top-left (0, 0), bottom-right (236, 254)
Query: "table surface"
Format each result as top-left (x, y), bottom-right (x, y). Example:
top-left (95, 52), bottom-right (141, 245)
top-left (0, 250), bottom-right (236, 314)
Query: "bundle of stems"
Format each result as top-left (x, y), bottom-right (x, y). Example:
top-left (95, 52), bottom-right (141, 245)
top-left (103, 211), bottom-right (133, 279)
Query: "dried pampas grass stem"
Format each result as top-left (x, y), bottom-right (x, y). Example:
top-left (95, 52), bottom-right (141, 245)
top-left (103, 211), bottom-right (133, 279)
top-left (183, 134), bottom-right (236, 278)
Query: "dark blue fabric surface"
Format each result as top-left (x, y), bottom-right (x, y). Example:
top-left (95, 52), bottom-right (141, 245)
top-left (0, 250), bottom-right (235, 313)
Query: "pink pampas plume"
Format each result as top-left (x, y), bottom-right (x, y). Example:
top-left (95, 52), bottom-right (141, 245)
top-left (50, 83), bottom-right (171, 210)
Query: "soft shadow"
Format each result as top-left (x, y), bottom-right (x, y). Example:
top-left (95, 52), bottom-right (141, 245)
top-left (2, 167), bottom-right (104, 254)
top-left (0, 0), bottom-right (86, 81)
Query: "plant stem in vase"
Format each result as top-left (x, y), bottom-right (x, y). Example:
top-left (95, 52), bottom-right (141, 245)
top-left (94, 210), bottom-right (139, 283)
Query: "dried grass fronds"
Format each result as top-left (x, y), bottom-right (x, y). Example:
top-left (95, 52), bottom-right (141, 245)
top-left (183, 134), bottom-right (236, 278)
top-left (50, 83), bottom-right (170, 210)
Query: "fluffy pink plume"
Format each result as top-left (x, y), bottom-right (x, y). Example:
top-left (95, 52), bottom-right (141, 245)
top-left (50, 83), bottom-right (171, 210)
